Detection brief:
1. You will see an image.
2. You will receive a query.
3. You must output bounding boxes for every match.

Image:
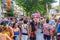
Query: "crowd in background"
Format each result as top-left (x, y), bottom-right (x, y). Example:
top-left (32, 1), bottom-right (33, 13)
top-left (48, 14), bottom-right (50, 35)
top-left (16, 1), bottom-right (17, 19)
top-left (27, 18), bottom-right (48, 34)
top-left (0, 14), bottom-right (60, 40)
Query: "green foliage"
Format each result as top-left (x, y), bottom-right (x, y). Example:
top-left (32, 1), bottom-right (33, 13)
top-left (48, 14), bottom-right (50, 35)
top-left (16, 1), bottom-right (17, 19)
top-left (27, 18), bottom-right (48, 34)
top-left (15, 0), bottom-right (55, 16)
top-left (6, 8), bottom-right (14, 17)
top-left (0, 0), bottom-right (1, 4)
top-left (55, 6), bottom-right (59, 13)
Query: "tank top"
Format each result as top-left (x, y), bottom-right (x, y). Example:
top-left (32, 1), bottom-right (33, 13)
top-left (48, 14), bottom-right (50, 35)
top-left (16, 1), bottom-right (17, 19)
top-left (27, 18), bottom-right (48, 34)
top-left (14, 31), bottom-right (20, 35)
top-left (2, 30), bottom-right (10, 36)
top-left (21, 24), bottom-right (27, 33)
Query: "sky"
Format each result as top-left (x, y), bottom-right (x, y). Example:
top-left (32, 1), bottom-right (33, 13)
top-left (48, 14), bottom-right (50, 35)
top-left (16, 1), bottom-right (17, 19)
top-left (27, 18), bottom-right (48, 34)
top-left (52, 0), bottom-right (59, 7)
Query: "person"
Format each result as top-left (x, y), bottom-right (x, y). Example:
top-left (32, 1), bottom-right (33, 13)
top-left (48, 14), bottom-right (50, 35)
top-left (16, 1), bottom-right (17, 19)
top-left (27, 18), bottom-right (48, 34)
top-left (21, 20), bottom-right (29, 40)
top-left (1, 21), bottom-right (14, 38)
top-left (0, 25), bottom-right (12, 40)
top-left (49, 19), bottom-right (56, 40)
top-left (43, 19), bottom-right (51, 40)
top-left (11, 18), bottom-right (16, 24)
top-left (30, 19), bottom-right (37, 40)
top-left (56, 18), bottom-right (60, 40)
top-left (12, 23), bottom-right (21, 40)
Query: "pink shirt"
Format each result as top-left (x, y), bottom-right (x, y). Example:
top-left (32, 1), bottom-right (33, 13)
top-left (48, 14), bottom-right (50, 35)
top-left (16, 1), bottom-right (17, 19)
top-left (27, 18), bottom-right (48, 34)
top-left (49, 25), bottom-right (56, 35)
top-left (43, 23), bottom-right (50, 35)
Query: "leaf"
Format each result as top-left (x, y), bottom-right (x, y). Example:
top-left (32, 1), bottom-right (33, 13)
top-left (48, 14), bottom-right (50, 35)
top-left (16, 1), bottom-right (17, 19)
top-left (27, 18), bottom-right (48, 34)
top-left (15, 0), bottom-right (55, 16)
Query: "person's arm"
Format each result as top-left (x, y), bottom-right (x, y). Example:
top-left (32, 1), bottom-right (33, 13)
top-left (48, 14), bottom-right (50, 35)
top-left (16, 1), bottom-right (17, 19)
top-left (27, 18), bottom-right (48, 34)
top-left (29, 25), bottom-right (32, 38)
top-left (50, 27), bottom-right (53, 40)
top-left (26, 24), bottom-right (30, 38)
top-left (8, 26), bottom-right (14, 38)
top-left (6, 34), bottom-right (12, 40)
top-left (53, 24), bottom-right (56, 31)
top-left (19, 28), bottom-right (22, 40)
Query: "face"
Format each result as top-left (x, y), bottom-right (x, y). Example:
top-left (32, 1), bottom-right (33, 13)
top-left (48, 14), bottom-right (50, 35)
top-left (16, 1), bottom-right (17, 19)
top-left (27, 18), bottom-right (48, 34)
top-left (14, 23), bottom-right (18, 28)
top-left (21, 21), bottom-right (24, 24)
top-left (12, 18), bottom-right (15, 21)
top-left (19, 22), bottom-right (22, 26)
top-left (33, 17), bottom-right (39, 23)
top-left (2, 25), bottom-right (7, 31)
top-left (41, 18), bottom-right (45, 23)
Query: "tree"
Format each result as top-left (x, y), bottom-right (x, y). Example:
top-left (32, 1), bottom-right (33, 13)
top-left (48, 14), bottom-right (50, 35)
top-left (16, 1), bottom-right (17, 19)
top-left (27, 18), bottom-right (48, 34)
top-left (55, 6), bottom-right (60, 13)
top-left (6, 8), bottom-right (14, 17)
top-left (0, 0), bottom-right (1, 5)
top-left (42, 0), bottom-right (55, 13)
top-left (15, 0), bottom-right (55, 16)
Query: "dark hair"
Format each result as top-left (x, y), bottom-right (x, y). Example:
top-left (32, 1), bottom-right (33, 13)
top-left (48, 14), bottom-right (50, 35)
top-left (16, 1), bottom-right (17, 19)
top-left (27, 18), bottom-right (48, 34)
top-left (1, 21), bottom-right (6, 26)
top-left (0, 27), bottom-right (2, 32)
top-left (46, 19), bottom-right (49, 23)
top-left (10, 18), bottom-right (12, 20)
top-left (12, 23), bottom-right (16, 28)
top-left (19, 18), bottom-right (23, 21)
top-left (30, 20), bottom-right (36, 32)
top-left (24, 20), bottom-right (27, 24)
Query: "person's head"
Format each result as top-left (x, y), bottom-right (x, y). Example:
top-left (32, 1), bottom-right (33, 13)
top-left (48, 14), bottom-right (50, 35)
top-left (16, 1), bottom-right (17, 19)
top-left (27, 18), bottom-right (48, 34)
top-left (12, 18), bottom-right (15, 21)
top-left (0, 24), bottom-right (7, 32)
top-left (46, 19), bottom-right (49, 23)
top-left (51, 14), bottom-right (54, 17)
top-left (24, 20), bottom-right (27, 24)
top-left (0, 22), bottom-right (7, 31)
top-left (1, 21), bottom-right (6, 26)
top-left (12, 22), bottom-right (18, 28)
top-left (41, 17), bottom-right (45, 23)
top-left (20, 18), bottom-right (23, 21)
top-left (19, 21), bottom-right (22, 26)
top-left (33, 16), bottom-right (39, 23)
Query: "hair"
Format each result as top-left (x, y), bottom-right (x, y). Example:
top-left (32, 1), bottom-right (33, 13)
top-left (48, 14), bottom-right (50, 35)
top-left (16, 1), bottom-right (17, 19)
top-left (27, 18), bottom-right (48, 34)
top-left (19, 18), bottom-right (23, 21)
top-left (0, 27), bottom-right (2, 32)
top-left (0, 22), bottom-right (7, 31)
top-left (24, 20), bottom-right (27, 24)
top-left (12, 22), bottom-right (16, 28)
top-left (0, 25), bottom-right (6, 32)
top-left (30, 20), bottom-right (36, 32)
top-left (1, 21), bottom-right (6, 26)
top-left (46, 19), bottom-right (49, 23)
top-left (10, 18), bottom-right (12, 20)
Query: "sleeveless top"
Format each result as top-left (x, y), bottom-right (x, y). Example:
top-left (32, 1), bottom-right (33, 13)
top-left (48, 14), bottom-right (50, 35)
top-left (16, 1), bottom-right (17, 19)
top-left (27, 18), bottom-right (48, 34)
top-left (21, 24), bottom-right (27, 33)
top-left (2, 30), bottom-right (10, 36)
top-left (2, 25), bottom-right (11, 36)
top-left (14, 31), bottom-right (20, 35)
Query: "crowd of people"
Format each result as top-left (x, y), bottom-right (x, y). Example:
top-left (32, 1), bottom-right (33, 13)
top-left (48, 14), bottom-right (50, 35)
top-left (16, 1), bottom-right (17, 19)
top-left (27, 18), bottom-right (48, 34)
top-left (0, 14), bottom-right (60, 40)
